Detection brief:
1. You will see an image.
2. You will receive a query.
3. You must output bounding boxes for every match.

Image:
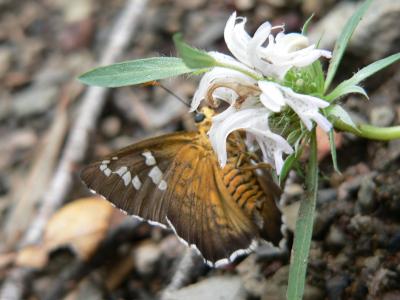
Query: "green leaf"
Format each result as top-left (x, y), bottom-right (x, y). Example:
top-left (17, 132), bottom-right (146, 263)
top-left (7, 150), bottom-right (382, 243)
top-left (324, 0), bottom-right (373, 92)
top-left (329, 129), bottom-right (340, 173)
top-left (279, 153), bottom-right (296, 187)
top-left (325, 104), bottom-right (360, 133)
top-left (78, 57), bottom-right (198, 87)
top-left (287, 129), bottom-right (318, 300)
top-left (173, 33), bottom-right (217, 69)
top-left (301, 14), bottom-right (314, 35)
top-left (326, 52), bottom-right (400, 101)
top-left (326, 84), bottom-right (368, 102)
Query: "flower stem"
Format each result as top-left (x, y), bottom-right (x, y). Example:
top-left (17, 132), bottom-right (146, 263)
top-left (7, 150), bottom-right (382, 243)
top-left (333, 119), bottom-right (400, 141)
top-left (287, 128), bottom-right (318, 300)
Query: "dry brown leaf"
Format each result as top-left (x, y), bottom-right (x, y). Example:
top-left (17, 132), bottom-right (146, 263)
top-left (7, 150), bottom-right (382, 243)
top-left (16, 197), bottom-right (116, 268)
top-left (44, 197), bottom-right (114, 259)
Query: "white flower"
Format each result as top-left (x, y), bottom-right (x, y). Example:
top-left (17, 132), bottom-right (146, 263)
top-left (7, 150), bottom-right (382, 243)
top-left (208, 105), bottom-right (293, 174)
top-left (259, 81), bottom-right (332, 132)
top-left (224, 12), bottom-right (332, 79)
top-left (189, 12), bottom-right (333, 175)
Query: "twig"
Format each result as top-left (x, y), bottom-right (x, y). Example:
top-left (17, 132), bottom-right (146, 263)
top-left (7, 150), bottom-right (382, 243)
top-left (0, 1), bottom-right (148, 298)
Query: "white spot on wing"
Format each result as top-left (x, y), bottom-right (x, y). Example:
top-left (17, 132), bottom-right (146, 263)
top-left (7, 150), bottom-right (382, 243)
top-left (112, 156), bottom-right (118, 160)
top-left (142, 151), bottom-right (156, 166)
top-left (132, 175), bottom-right (142, 190)
top-left (115, 166), bottom-right (128, 176)
top-left (148, 166), bottom-right (163, 184)
top-left (102, 160), bottom-right (110, 165)
top-left (104, 168), bottom-right (112, 177)
top-left (122, 171), bottom-right (131, 186)
top-left (99, 164), bottom-right (107, 171)
top-left (158, 180), bottom-right (167, 190)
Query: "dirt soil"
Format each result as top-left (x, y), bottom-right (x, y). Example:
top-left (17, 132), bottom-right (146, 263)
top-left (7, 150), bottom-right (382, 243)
top-left (0, 0), bottom-right (399, 299)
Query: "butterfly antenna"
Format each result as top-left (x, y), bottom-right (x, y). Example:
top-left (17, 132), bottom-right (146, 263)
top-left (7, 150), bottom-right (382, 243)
top-left (144, 81), bottom-right (192, 109)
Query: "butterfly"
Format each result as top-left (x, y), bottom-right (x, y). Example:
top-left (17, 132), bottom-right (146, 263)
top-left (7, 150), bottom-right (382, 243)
top-left (80, 107), bottom-right (283, 266)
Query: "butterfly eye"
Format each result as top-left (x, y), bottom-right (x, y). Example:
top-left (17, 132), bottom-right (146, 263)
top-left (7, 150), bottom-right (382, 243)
top-left (194, 112), bottom-right (206, 123)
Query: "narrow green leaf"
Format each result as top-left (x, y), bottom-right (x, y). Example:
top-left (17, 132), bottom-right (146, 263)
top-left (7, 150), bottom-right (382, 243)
top-left (326, 84), bottom-right (368, 102)
top-left (326, 52), bottom-right (400, 101)
top-left (329, 129), bottom-right (340, 173)
top-left (324, 0), bottom-right (373, 92)
top-left (287, 129), bottom-right (318, 300)
top-left (279, 153), bottom-right (296, 187)
top-left (301, 14), bottom-right (314, 35)
top-left (173, 33), bottom-right (217, 69)
top-left (325, 104), bottom-right (360, 133)
top-left (79, 57), bottom-right (197, 87)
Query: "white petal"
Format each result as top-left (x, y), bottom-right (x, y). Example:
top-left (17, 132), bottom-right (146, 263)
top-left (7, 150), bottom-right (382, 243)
top-left (259, 81), bottom-right (286, 106)
top-left (190, 66), bottom-right (257, 111)
top-left (224, 12), bottom-right (252, 66)
top-left (208, 108), bottom-right (269, 167)
top-left (260, 93), bottom-right (281, 112)
top-left (306, 111), bottom-right (332, 132)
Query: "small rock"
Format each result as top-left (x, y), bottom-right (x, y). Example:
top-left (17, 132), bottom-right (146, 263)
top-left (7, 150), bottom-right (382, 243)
top-left (325, 225), bottom-right (346, 251)
top-left (349, 215), bottom-right (374, 235)
top-left (0, 47), bottom-right (12, 78)
top-left (302, 0), bottom-right (336, 16)
top-left (133, 241), bottom-right (161, 276)
top-left (234, 0), bottom-right (255, 11)
top-left (326, 274), bottom-right (351, 300)
top-left (101, 116), bottom-right (121, 138)
top-left (317, 188), bottom-right (337, 205)
top-left (388, 232), bottom-right (400, 253)
top-left (370, 106), bottom-right (395, 127)
top-left (12, 85), bottom-right (58, 119)
top-left (162, 276), bottom-right (244, 300)
top-left (357, 175), bottom-right (377, 214)
top-left (280, 201), bottom-right (300, 232)
top-left (363, 255), bottom-right (381, 272)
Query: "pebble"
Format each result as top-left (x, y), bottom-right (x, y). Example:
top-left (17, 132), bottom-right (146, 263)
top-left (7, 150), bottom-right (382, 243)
top-left (326, 274), bottom-right (351, 300)
top-left (325, 225), bottom-right (346, 251)
top-left (101, 116), bottom-right (121, 138)
top-left (133, 241), bottom-right (161, 276)
top-left (163, 276), bottom-right (244, 300)
top-left (0, 46), bottom-right (12, 78)
top-left (234, 0), bottom-right (255, 10)
top-left (357, 175), bottom-right (377, 214)
top-left (370, 106), bottom-right (395, 127)
top-left (12, 85), bottom-right (58, 119)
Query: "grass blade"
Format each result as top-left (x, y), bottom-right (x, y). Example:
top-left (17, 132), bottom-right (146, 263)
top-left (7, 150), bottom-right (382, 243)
top-left (287, 129), bottom-right (318, 300)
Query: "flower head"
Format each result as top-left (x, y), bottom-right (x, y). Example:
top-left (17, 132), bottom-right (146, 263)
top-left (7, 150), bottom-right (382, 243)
top-left (190, 12), bottom-right (333, 175)
top-left (224, 12), bottom-right (332, 79)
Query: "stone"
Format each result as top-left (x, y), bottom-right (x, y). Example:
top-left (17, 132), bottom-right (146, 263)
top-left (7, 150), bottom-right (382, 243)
top-left (0, 46), bottom-right (12, 78)
top-left (133, 241), bottom-right (161, 276)
top-left (370, 106), bottom-right (395, 127)
top-left (357, 175), bottom-right (377, 214)
top-left (162, 276), bottom-right (244, 300)
top-left (12, 85), bottom-right (58, 119)
top-left (325, 225), bottom-right (346, 251)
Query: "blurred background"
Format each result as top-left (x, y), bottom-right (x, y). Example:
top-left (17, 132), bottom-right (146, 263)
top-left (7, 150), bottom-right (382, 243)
top-left (0, 0), bottom-right (399, 299)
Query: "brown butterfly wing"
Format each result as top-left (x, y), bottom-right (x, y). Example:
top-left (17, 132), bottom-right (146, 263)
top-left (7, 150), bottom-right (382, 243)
top-left (81, 132), bottom-right (194, 225)
top-left (81, 132), bottom-right (258, 264)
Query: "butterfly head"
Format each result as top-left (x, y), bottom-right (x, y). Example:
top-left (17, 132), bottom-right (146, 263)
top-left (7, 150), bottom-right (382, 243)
top-left (194, 107), bottom-right (215, 135)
